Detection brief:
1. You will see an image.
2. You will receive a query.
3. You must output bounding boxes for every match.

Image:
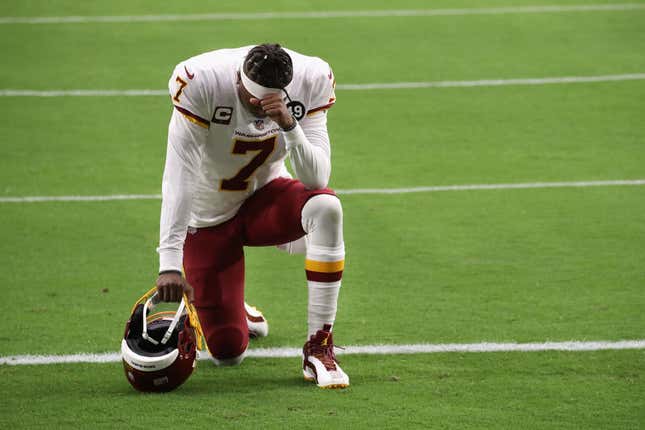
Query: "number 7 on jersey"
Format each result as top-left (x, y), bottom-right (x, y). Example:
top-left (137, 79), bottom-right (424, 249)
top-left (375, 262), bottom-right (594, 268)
top-left (220, 136), bottom-right (277, 191)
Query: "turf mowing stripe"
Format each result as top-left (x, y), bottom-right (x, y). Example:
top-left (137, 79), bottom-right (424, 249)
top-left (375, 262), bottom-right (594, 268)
top-left (2, 340), bottom-right (644, 365)
top-left (0, 4), bottom-right (644, 24)
top-left (2, 74), bottom-right (645, 97)
top-left (1, 180), bottom-right (644, 203)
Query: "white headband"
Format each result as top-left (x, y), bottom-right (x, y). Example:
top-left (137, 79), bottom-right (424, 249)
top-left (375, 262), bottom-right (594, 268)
top-left (239, 62), bottom-right (283, 99)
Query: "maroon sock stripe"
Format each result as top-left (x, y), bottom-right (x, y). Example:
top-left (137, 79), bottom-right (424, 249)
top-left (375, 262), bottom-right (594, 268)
top-left (306, 270), bottom-right (343, 283)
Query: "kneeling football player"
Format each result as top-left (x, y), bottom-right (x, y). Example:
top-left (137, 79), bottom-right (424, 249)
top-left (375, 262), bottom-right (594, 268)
top-left (155, 43), bottom-right (348, 388)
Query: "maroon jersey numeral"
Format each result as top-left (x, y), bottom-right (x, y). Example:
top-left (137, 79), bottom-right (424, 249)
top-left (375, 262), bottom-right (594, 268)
top-left (220, 136), bottom-right (277, 191)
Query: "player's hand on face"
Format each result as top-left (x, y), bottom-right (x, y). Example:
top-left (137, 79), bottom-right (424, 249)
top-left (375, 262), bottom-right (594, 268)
top-left (156, 272), bottom-right (195, 303)
top-left (250, 94), bottom-right (295, 130)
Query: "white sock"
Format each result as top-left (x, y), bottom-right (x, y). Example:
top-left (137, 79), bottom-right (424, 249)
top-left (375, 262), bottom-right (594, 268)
top-left (307, 281), bottom-right (341, 337)
top-left (301, 194), bottom-right (345, 338)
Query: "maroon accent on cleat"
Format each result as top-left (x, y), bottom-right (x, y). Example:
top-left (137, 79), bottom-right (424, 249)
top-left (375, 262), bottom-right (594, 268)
top-left (303, 327), bottom-right (339, 371)
top-left (305, 361), bottom-right (318, 379)
top-left (245, 309), bottom-right (265, 323)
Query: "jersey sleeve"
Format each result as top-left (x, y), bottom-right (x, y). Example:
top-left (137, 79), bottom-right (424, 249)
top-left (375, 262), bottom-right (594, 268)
top-left (159, 63), bottom-right (212, 272)
top-left (306, 61), bottom-right (336, 117)
top-left (285, 59), bottom-right (336, 190)
top-left (157, 108), bottom-right (208, 273)
top-left (168, 63), bottom-right (212, 129)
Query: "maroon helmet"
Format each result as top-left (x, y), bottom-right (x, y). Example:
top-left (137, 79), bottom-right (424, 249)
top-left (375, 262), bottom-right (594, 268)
top-left (121, 287), bottom-right (203, 392)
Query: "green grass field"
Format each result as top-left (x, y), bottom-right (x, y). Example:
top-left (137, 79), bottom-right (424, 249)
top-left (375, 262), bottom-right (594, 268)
top-left (1, 1), bottom-right (645, 428)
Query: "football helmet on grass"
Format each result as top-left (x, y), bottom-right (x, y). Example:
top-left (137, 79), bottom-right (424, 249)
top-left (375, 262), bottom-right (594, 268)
top-left (121, 287), bottom-right (203, 392)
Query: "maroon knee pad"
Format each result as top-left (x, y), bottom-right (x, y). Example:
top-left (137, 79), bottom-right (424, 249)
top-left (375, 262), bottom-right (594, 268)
top-left (196, 306), bottom-right (249, 360)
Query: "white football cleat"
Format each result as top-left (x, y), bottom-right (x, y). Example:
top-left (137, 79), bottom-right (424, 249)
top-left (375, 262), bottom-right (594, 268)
top-left (302, 325), bottom-right (349, 389)
top-left (245, 302), bottom-right (269, 338)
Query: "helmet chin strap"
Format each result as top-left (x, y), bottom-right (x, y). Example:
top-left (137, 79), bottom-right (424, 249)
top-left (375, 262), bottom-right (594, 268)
top-left (141, 292), bottom-right (186, 346)
top-left (161, 300), bottom-right (186, 345)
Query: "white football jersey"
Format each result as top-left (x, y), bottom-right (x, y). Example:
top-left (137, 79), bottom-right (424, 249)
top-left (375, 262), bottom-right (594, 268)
top-left (168, 46), bottom-right (336, 227)
top-left (158, 46), bottom-right (336, 272)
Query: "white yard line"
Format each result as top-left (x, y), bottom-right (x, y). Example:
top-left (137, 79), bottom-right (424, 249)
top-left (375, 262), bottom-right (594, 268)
top-left (337, 74), bottom-right (645, 90)
top-left (0, 194), bottom-right (163, 203)
top-left (0, 89), bottom-right (168, 97)
top-left (335, 179), bottom-right (645, 195)
top-left (1, 4), bottom-right (644, 24)
top-left (2, 340), bottom-right (644, 365)
top-left (2, 74), bottom-right (645, 97)
top-left (1, 180), bottom-right (644, 203)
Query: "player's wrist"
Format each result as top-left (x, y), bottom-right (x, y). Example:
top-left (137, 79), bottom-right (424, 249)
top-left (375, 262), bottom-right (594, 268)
top-left (159, 270), bottom-right (182, 277)
top-left (282, 121), bottom-right (307, 151)
top-left (158, 248), bottom-right (184, 275)
top-left (280, 115), bottom-right (297, 131)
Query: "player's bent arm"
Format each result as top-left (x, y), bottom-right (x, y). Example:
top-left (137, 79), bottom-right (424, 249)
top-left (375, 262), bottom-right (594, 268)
top-left (283, 112), bottom-right (331, 190)
top-left (157, 110), bottom-right (207, 273)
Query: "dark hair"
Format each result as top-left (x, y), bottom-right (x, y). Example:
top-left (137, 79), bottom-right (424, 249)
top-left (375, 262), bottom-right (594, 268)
top-left (243, 43), bottom-right (293, 88)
